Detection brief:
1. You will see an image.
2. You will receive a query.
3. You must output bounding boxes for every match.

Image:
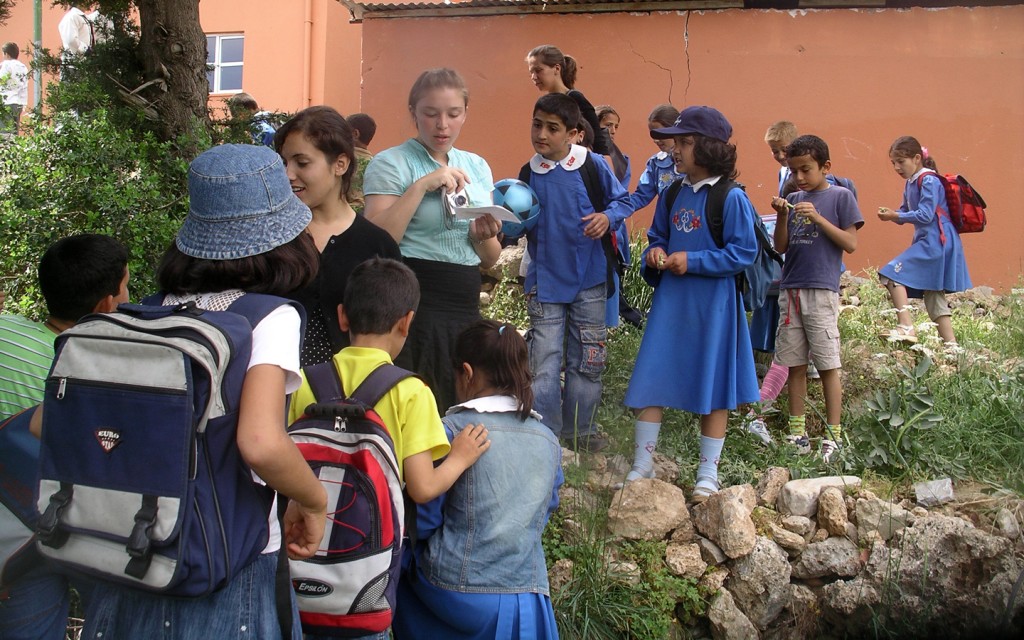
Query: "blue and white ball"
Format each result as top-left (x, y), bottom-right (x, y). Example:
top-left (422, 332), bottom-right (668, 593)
top-left (493, 179), bottom-right (541, 238)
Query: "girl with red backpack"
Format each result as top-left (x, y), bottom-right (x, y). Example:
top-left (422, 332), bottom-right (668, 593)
top-left (877, 136), bottom-right (972, 345)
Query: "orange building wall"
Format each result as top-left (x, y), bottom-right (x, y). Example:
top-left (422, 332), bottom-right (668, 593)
top-left (359, 6), bottom-right (1024, 291)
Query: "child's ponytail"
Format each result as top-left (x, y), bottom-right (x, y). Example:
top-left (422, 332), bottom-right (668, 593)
top-left (890, 136), bottom-right (939, 172)
top-left (453, 320), bottom-right (534, 421)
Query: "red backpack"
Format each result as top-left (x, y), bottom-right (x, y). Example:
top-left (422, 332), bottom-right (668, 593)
top-left (917, 171), bottom-right (988, 237)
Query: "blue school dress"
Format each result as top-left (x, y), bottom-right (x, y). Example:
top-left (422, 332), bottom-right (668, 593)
top-left (624, 177), bottom-right (760, 414)
top-left (878, 169), bottom-right (972, 294)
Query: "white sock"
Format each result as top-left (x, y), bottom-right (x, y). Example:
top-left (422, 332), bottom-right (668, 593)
top-left (630, 420), bottom-right (661, 476)
top-left (697, 435), bottom-right (725, 483)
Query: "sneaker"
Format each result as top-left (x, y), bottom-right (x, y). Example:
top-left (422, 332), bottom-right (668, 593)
top-left (562, 432), bottom-right (609, 454)
top-left (691, 476), bottom-right (721, 504)
top-left (820, 439), bottom-right (841, 463)
top-left (745, 416), bottom-right (773, 445)
top-left (785, 434), bottom-right (811, 454)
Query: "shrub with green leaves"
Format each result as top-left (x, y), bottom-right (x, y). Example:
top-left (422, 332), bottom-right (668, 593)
top-left (0, 109), bottom-right (189, 318)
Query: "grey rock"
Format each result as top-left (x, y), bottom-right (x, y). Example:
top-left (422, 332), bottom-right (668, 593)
top-left (666, 542), bottom-right (707, 579)
top-left (769, 524), bottom-right (807, 556)
top-left (756, 467), bottom-right (790, 508)
top-left (816, 487), bottom-right (849, 536)
top-left (700, 566), bottom-right (730, 594)
top-left (777, 476), bottom-right (861, 517)
top-left (708, 588), bottom-right (761, 640)
top-left (856, 496), bottom-right (910, 541)
top-left (780, 515), bottom-right (813, 536)
top-left (726, 537), bottom-right (791, 629)
top-left (857, 514), bottom-right (1022, 637)
top-left (844, 522), bottom-right (859, 543)
top-left (810, 528), bottom-right (828, 543)
top-left (791, 536), bottom-right (861, 579)
top-left (914, 477), bottom-right (955, 507)
top-left (994, 508), bottom-right (1021, 540)
top-left (693, 485), bottom-right (758, 558)
top-left (698, 536), bottom-right (728, 565)
top-left (607, 478), bottom-right (689, 541)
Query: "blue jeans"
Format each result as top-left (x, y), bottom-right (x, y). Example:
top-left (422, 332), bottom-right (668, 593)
top-left (0, 566), bottom-right (70, 640)
top-left (527, 283), bottom-right (607, 439)
top-left (83, 552), bottom-right (301, 639)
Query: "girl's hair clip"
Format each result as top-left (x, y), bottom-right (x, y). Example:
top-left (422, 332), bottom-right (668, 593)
top-left (498, 324), bottom-right (506, 336)
top-left (921, 146), bottom-right (929, 159)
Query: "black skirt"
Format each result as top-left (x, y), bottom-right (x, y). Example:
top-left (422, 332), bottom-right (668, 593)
top-left (399, 258), bottom-right (482, 414)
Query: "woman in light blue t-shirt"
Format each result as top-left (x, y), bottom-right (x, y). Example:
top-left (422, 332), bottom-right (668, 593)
top-left (363, 68), bottom-right (500, 413)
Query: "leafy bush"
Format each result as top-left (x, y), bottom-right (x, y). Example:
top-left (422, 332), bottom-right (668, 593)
top-left (0, 109), bottom-right (189, 318)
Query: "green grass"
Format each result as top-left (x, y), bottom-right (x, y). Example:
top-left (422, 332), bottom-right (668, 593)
top-left (487, 233), bottom-right (1024, 636)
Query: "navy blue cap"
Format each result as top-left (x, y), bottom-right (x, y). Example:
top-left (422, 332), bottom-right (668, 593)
top-left (650, 106), bottom-right (732, 143)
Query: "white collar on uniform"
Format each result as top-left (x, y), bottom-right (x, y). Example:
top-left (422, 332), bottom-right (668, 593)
top-left (529, 144), bottom-right (588, 174)
top-left (682, 174), bottom-right (723, 192)
top-left (908, 167), bottom-right (933, 183)
top-left (446, 394), bottom-right (543, 420)
top-left (655, 150), bottom-right (670, 161)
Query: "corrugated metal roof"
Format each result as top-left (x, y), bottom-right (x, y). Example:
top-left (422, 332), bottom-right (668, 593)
top-left (339, 0), bottom-right (747, 22)
top-left (338, 0), bottom-right (1016, 22)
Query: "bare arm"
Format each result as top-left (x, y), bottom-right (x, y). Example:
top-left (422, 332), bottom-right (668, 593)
top-left (236, 364), bottom-right (327, 558)
top-left (771, 196), bottom-right (791, 254)
top-left (364, 167), bottom-right (470, 243)
top-left (469, 214), bottom-right (502, 269)
top-left (404, 423), bottom-right (490, 503)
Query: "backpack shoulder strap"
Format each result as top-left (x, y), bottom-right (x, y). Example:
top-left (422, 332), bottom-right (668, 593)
top-left (303, 361), bottom-right (344, 403)
top-left (579, 151), bottom-right (606, 215)
top-left (663, 178), bottom-right (684, 214)
top-left (518, 162), bottom-right (531, 185)
top-left (226, 294), bottom-right (298, 330)
top-left (704, 178), bottom-right (740, 249)
top-left (350, 364), bottom-right (418, 409)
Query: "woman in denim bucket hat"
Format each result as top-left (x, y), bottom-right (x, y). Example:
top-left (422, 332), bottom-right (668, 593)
top-left (82, 144), bottom-right (328, 640)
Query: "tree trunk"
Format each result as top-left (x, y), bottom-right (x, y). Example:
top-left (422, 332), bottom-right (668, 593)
top-left (135, 0), bottom-right (208, 156)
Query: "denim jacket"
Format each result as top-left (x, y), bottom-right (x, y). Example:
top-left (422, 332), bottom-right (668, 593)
top-left (420, 396), bottom-right (562, 595)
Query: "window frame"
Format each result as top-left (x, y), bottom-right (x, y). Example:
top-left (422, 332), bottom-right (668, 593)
top-left (206, 33), bottom-right (244, 95)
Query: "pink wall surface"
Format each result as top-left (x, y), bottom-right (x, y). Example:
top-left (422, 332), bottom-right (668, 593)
top-left (358, 6), bottom-right (1024, 291)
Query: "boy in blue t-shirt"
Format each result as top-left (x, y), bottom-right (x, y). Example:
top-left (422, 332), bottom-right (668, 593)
top-left (770, 134), bottom-right (864, 463)
top-left (522, 93), bottom-right (632, 452)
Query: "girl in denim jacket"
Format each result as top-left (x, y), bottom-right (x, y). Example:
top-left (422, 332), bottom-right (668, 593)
top-left (393, 319), bottom-right (562, 640)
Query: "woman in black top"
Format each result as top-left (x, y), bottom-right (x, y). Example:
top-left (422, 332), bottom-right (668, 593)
top-left (276, 106), bottom-right (401, 366)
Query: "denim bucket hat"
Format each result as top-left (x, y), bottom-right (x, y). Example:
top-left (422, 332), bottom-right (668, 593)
top-left (176, 144), bottom-right (312, 260)
top-left (650, 106), bottom-right (733, 143)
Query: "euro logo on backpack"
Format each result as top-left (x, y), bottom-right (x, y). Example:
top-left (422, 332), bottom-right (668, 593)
top-left (34, 294), bottom-right (289, 596)
top-left (916, 171), bottom-right (988, 237)
top-left (287, 361), bottom-right (414, 637)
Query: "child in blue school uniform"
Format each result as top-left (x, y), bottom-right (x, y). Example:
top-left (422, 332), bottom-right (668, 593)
top-left (523, 93), bottom-right (632, 453)
top-left (629, 104), bottom-right (686, 212)
top-left (877, 135), bottom-right (971, 344)
top-left (622, 106), bottom-right (760, 502)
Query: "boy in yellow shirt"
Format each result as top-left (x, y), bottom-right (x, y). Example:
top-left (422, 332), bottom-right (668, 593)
top-left (288, 257), bottom-right (489, 503)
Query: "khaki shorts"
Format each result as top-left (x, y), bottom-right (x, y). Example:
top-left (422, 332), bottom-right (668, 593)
top-left (879, 276), bottom-right (951, 320)
top-left (774, 288), bottom-right (841, 371)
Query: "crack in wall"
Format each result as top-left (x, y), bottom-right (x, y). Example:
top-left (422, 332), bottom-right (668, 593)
top-left (627, 39), bottom-right (675, 106)
top-left (683, 11), bottom-right (691, 103)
